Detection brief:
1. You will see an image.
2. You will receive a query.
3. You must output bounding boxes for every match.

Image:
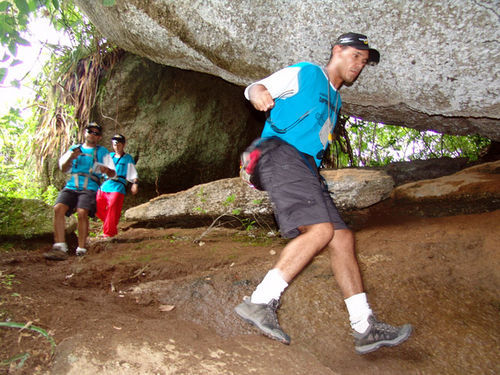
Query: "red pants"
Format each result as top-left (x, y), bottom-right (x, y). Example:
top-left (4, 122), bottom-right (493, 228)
top-left (96, 190), bottom-right (125, 237)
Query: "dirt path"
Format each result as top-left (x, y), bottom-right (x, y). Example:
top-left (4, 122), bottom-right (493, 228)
top-left (0, 210), bottom-right (499, 374)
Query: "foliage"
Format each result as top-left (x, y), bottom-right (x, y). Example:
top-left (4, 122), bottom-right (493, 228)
top-left (0, 321), bottom-right (56, 369)
top-left (324, 115), bottom-right (491, 168)
top-left (0, 0), bottom-right (116, 86)
top-left (0, 106), bottom-right (57, 202)
top-left (0, 0), bottom-right (61, 86)
top-left (0, 270), bottom-right (17, 288)
top-left (30, 1), bottom-right (122, 169)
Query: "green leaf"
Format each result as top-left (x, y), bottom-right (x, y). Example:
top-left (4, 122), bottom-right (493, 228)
top-left (0, 321), bottom-right (56, 352)
top-left (0, 68), bottom-right (6, 84)
top-left (8, 41), bottom-right (18, 56)
top-left (0, 52), bottom-right (9, 62)
top-left (10, 79), bottom-right (20, 88)
top-left (103, 0), bottom-right (116, 6)
top-left (51, 0), bottom-right (59, 10)
top-left (0, 1), bottom-right (11, 12)
top-left (10, 59), bottom-right (22, 66)
top-left (13, 0), bottom-right (29, 15)
top-left (16, 36), bottom-right (30, 46)
top-left (27, 0), bottom-right (37, 12)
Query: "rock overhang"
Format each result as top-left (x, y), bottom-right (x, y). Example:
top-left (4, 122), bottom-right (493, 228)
top-left (75, 0), bottom-right (499, 140)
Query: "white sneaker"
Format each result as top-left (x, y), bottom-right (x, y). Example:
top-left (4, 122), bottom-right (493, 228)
top-left (76, 247), bottom-right (87, 256)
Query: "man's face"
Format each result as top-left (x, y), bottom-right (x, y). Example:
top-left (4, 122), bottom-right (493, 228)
top-left (85, 127), bottom-right (102, 145)
top-left (334, 46), bottom-right (369, 84)
top-left (112, 140), bottom-right (125, 153)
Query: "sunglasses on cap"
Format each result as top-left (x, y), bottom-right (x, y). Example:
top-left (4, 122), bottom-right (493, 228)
top-left (112, 140), bottom-right (124, 145)
top-left (86, 129), bottom-right (101, 136)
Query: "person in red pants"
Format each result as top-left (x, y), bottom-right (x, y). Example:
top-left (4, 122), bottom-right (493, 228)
top-left (96, 134), bottom-right (138, 238)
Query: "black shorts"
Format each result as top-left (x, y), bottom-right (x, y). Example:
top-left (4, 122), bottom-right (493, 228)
top-left (55, 188), bottom-right (97, 217)
top-left (256, 141), bottom-right (347, 238)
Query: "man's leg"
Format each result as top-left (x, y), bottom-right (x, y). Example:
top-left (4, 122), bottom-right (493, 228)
top-left (102, 192), bottom-right (124, 237)
top-left (328, 229), bottom-right (364, 297)
top-left (76, 208), bottom-right (89, 249)
top-left (95, 190), bottom-right (107, 222)
top-left (44, 203), bottom-right (70, 260)
top-left (328, 228), bottom-right (412, 354)
top-left (236, 222), bottom-right (334, 344)
top-left (272, 222), bottom-right (334, 282)
top-left (53, 203), bottom-right (69, 244)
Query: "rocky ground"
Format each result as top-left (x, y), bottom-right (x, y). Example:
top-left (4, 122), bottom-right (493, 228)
top-left (0, 207), bottom-right (498, 374)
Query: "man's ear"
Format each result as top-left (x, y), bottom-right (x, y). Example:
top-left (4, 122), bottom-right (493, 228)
top-left (332, 44), bottom-right (343, 55)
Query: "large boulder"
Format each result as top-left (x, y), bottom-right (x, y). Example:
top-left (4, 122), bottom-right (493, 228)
top-left (93, 53), bottom-right (263, 195)
top-left (76, 0), bottom-right (499, 140)
top-left (124, 169), bottom-right (394, 225)
top-left (389, 160), bottom-right (500, 216)
top-left (125, 161), bottom-right (500, 227)
top-left (382, 157), bottom-right (470, 186)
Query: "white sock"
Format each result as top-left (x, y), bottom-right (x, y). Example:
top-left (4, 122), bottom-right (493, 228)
top-left (251, 269), bottom-right (288, 304)
top-left (54, 242), bottom-right (68, 252)
top-left (345, 292), bottom-right (373, 333)
top-left (76, 247), bottom-right (87, 255)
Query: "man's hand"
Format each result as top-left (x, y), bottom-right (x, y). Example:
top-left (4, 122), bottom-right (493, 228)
top-left (71, 147), bottom-right (82, 159)
top-left (101, 167), bottom-right (116, 178)
top-left (131, 182), bottom-right (139, 195)
top-left (249, 84), bottom-right (275, 112)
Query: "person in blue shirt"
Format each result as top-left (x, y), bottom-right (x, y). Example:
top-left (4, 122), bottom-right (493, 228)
top-left (96, 134), bottom-right (139, 238)
top-left (44, 123), bottom-right (116, 261)
top-left (235, 33), bottom-right (412, 354)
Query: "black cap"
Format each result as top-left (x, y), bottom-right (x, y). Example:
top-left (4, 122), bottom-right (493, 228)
top-left (86, 122), bottom-right (102, 133)
top-left (334, 32), bottom-right (380, 65)
top-left (111, 134), bottom-right (126, 143)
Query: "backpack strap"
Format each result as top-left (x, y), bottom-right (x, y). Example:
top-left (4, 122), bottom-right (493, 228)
top-left (72, 145), bottom-right (102, 190)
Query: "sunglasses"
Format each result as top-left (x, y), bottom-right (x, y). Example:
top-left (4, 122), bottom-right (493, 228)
top-left (112, 140), bottom-right (123, 145)
top-left (86, 129), bottom-right (101, 136)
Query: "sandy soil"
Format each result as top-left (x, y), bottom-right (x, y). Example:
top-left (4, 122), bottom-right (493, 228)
top-left (0, 209), bottom-right (499, 374)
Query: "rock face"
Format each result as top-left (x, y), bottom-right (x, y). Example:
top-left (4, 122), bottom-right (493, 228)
top-left (382, 157), bottom-right (469, 186)
top-left (389, 160), bottom-right (500, 216)
top-left (321, 169), bottom-right (394, 210)
top-left (124, 169), bottom-right (394, 225)
top-left (75, 0), bottom-right (499, 140)
top-left (93, 53), bottom-right (263, 194)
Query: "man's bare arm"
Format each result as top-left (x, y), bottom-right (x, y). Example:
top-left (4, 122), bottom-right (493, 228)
top-left (59, 148), bottom-right (81, 172)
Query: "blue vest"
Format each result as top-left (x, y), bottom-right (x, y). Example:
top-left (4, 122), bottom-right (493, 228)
top-left (261, 62), bottom-right (342, 166)
top-left (100, 153), bottom-right (135, 195)
top-left (65, 145), bottom-right (109, 192)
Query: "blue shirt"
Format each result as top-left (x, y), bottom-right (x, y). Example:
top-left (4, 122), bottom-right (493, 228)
top-left (246, 62), bottom-right (342, 166)
top-left (100, 153), bottom-right (138, 195)
top-left (61, 144), bottom-right (114, 192)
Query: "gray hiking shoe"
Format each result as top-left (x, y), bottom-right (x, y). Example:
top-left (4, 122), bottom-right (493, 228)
top-left (43, 247), bottom-right (69, 261)
top-left (234, 296), bottom-right (291, 345)
top-left (354, 315), bottom-right (412, 354)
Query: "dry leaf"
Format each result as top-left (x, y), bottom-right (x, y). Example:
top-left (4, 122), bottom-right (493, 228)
top-left (159, 304), bottom-right (175, 312)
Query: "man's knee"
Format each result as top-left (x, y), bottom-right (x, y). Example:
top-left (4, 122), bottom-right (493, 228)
top-left (54, 203), bottom-right (68, 217)
top-left (299, 222), bottom-right (335, 244)
top-left (329, 228), bottom-right (355, 253)
top-left (76, 208), bottom-right (89, 220)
